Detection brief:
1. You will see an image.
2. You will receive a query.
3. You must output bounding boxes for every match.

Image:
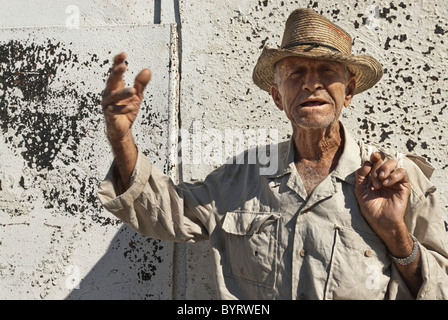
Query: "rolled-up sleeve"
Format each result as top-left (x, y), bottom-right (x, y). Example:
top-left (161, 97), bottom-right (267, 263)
top-left (98, 149), bottom-right (220, 242)
top-left (388, 156), bottom-right (448, 299)
top-left (412, 194), bottom-right (448, 300)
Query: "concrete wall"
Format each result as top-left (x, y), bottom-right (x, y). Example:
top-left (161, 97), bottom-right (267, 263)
top-left (1, 0), bottom-right (447, 300)
top-left (0, 0), bottom-right (179, 300)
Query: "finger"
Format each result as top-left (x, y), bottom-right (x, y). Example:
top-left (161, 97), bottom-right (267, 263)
top-left (369, 152), bottom-right (382, 164)
top-left (377, 158), bottom-right (398, 181)
top-left (369, 152), bottom-right (384, 189)
top-left (113, 52), bottom-right (126, 66)
top-left (382, 168), bottom-right (409, 187)
top-left (101, 87), bottom-right (137, 108)
top-left (103, 53), bottom-right (127, 95)
top-left (355, 160), bottom-right (373, 186)
top-left (104, 62), bottom-right (127, 94)
top-left (105, 103), bottom-right (139, 115)
top-left (133, 68), bottom-right (152, 99)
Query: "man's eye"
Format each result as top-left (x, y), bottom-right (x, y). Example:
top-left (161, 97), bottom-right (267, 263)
top-left (322, 67), bottom-right (335, 73)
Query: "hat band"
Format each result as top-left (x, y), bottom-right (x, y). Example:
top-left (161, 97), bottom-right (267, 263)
top-left (282, 41), bottom-right (340, 53)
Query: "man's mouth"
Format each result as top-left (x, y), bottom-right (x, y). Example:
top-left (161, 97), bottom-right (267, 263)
top-left (299, 99), bottom-right (328, 107)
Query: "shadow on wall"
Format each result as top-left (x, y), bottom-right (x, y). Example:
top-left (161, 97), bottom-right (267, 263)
top-left (65, 224), bottom-right (171, 300)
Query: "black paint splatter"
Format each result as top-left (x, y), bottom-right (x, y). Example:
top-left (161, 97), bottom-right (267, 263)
top-left (121, 232), bottom-right (164, 283)
top-left (0, 39), bottom-right (113, 226)
top-left (435, 25), bottom-right (446, 35)
top-left (0, 40), bottom-right (100, 171)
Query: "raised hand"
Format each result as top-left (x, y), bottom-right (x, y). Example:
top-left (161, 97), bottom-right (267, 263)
top-left (354, 152), bottom-right (412, 245)
top-left (101, 52), bottom-right (152, 143)
top-left (100, 52), bottom-right (152, 189)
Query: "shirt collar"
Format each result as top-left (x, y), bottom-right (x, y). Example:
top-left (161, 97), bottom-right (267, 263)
top-left (266, 122), bottom-right (362, 185)
top-left (331, 123), bottom-right (362, 185)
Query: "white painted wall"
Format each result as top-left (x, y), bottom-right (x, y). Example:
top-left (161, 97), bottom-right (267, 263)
top-left (0, 0), bottom-right (179, 300)
top-left (1, 0), bottom-right (447, 300)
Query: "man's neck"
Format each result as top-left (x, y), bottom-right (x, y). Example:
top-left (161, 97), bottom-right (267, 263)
top-left (293, 122), bottom-right (344, 164)
top-left (292, 123), bottom-right (345, 196)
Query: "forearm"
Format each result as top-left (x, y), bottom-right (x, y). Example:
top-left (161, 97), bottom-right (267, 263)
top-left (384, 227), bottom-right (423, 298)
top-left (394, 250), bottom-right (422, 298)
top-left (108, 129), bottom-right (138, 191)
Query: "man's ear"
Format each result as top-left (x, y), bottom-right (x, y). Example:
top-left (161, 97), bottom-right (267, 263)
top-left (271, 85), bottom-right (284, 111)
top-left (344, 75), bottom-right (356, 107)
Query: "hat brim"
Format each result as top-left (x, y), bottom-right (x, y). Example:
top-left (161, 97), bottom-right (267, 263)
top-left (252, 46), bottom-right (383, 95)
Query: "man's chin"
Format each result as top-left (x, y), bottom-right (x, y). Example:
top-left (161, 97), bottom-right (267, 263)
top-left (293, 118), bottom-right (338, 131)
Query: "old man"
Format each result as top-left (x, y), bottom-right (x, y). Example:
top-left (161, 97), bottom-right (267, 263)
top-left (98, 8), bottom-right (448, 299)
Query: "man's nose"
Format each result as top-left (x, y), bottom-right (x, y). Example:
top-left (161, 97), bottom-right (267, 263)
top-left (302, 71), bottom-right (323, 92)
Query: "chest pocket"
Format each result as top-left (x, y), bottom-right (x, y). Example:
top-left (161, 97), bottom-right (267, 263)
top-left (221, 211), bottom-right (280, 288)
top-left (325, 226), bottom-right (391, 300)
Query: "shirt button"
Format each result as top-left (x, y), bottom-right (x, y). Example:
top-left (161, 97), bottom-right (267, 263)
top-left (299, 249), bottom-right (306, 257)
top-left (364, 249), bottom-right (373, 257)
top-left (240, 267), bottom-right (245, 276)
top-left (246, 224), bottom-right (252, 232)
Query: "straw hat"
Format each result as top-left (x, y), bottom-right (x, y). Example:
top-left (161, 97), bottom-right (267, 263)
top-left (252, 8), bottom-right (383, 95)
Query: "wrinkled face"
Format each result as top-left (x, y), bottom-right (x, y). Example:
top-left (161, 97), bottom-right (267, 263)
top-left (271, 56), bottom-right (356, 131)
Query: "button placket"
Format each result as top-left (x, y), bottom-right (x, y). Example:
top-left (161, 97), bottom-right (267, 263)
top-left (291, 222), bottom-right (306, 299)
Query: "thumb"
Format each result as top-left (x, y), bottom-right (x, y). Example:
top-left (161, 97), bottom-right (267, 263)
top-left (355, 160), bottom-right (373, 187)
top-left (133, 68), bottom-right (152, 99)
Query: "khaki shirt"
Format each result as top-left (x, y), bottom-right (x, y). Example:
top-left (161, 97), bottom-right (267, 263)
top-left (98, 123), bottom-right (448, 300)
